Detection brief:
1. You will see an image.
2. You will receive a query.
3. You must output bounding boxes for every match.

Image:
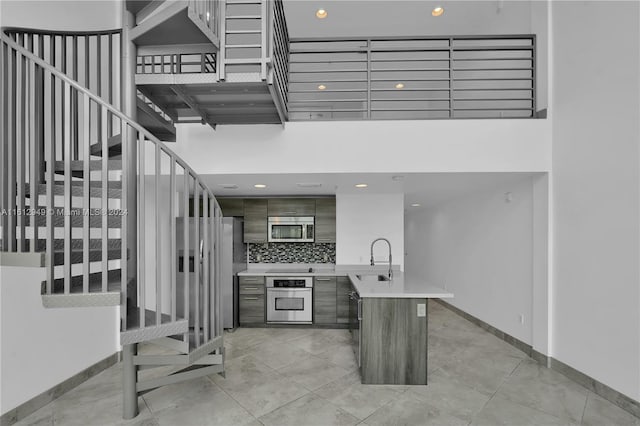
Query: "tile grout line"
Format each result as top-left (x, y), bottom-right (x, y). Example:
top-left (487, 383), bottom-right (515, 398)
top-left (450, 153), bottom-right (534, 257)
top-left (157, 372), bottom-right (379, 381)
top-left (203, 374), bottom-right (264, 422)
top-left (580, 392), bottom-right (590, 425)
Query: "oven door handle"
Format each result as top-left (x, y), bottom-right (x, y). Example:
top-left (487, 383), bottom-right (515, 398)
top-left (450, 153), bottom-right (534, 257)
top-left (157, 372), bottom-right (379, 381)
top-left (267, 288), bottom-right (312, 293)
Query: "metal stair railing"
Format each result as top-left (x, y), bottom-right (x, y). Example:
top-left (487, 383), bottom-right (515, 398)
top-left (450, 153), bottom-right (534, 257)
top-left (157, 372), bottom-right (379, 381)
top-left (0, 32), bottom-right (223, 349)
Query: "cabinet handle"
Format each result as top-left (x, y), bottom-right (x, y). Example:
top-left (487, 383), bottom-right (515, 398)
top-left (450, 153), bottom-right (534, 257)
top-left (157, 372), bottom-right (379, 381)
top-left (243, 287), bottom-right (259, 290)
top-left (244, 297), bottom-right (259, 301)
top-left (317, 238), bottom-right (333, 242)
top-left (316, 278), bottom-right (331, 281)
top-left (244, 278), bottom-right (258, 281)
top-left (281, 211), bottom-right (297, 214)
top-left (357, 299), bottom-right (362, 320)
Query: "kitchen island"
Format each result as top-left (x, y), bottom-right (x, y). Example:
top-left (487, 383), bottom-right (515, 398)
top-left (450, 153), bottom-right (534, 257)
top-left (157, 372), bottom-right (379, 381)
top-left (237, 265), bottom-right (453, 385)
top-left (348, 271), bottom-right (453, 385)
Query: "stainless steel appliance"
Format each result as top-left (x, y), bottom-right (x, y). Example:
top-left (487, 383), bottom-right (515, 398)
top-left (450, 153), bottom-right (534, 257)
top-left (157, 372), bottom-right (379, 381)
top-left (267, 216), bottom-right (314, 243)
top-left (266, 277), bottom-right (313, 323)
top-left (221, 217), bottom-right (246, 329)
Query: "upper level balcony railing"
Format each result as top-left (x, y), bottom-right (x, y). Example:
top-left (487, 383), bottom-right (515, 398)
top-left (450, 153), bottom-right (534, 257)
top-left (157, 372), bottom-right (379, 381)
top-left (288, 35), bottom-right (536, 121)
top-left (136, 52), bottom-right (216, 75)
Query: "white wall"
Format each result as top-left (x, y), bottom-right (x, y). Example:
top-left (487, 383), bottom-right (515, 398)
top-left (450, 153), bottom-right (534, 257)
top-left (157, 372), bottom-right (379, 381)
top-left (0, 265), bottom-right (119, 414)
top-left (405, 176), bottom-right (535, 344)
top-left (1, 1), bottom-right (121, 30)
top-left (174, 119), bottom-right (551, 175)
top-left (550, 1), bottom-right (640, 401)
top-left (336, 193), bottom-right (404, 269)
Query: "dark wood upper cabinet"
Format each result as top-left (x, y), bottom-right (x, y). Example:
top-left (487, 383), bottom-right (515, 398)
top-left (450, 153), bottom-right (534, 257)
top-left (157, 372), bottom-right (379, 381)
top-left (315, 198), bottom-right (336, 243)
top-left (267, 198), bottom-right (315, 217)
top-left (243, 199), bottom-right (268, 243)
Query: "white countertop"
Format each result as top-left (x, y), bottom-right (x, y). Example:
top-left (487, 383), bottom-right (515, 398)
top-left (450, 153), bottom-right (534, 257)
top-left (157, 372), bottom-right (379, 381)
top-left (237, 265), bottom-right (453, 299)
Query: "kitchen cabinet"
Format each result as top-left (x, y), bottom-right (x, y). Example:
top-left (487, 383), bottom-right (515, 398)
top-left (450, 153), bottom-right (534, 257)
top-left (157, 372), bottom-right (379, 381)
top-left (349, 283), bottom-right (361, 368)
top-left (314, 198), bottom-right (336, 243)
top-left (267, 198), bottom-right (315, 217)
top-left (336, 276), bottom-right (350, 323)
top-left (314, 276), bottom-right (337, 324)
top-left (359, 296), bottom-right (428, 385)
top-left (238, 276), bottom-right (265, 324)
top-left (218, 198), bottom-right (244, 217)
top-left (243, 199), bottom-right (268, 243)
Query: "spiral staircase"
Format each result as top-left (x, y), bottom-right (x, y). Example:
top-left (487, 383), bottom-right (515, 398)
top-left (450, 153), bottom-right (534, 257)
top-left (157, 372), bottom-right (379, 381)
top-left (0, 1), bottom-right (253, 419)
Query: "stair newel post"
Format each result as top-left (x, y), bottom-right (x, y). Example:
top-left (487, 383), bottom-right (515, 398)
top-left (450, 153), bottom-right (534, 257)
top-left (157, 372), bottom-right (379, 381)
top-left (122, 343), bottom-right (138, 420)
top-left (122, 7), bottom-right (139, 420)
top-left (122, 5), bottom-right (139, 321)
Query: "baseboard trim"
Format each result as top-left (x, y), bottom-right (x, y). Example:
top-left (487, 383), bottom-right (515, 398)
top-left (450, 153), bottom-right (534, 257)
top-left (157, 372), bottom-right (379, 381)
top-left (434, 299), bottom-right (640, 419)
top-left (0, 352), bottom-right (120, 426)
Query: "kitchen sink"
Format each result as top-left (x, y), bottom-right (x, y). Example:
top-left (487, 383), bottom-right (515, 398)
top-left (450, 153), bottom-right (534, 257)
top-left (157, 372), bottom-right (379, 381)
top-left (356, 274), bottom-right (390, 282)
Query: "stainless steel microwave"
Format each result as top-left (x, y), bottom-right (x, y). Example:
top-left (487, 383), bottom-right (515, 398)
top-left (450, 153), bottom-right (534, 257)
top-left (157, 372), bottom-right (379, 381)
top-left (268, 216), bottom-right (314, 243)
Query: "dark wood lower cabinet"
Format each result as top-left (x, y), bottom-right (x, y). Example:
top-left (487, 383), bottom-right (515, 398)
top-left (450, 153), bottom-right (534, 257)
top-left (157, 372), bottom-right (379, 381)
top-left (336, 276), bottom-right (351, 324)
top-left (314, 277), bottom-right (337, 324)
top-left (360, 297), bottom-right (428, 385)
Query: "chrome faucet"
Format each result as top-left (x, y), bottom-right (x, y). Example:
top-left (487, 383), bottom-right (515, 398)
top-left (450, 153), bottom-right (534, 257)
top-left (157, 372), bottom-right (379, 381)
top-left (370, 237), bottom-right (393, 278)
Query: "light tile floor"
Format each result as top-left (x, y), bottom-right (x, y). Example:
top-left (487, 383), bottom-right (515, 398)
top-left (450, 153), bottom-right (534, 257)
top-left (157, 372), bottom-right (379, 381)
top-left (16, 302), bottom-right (640, 426)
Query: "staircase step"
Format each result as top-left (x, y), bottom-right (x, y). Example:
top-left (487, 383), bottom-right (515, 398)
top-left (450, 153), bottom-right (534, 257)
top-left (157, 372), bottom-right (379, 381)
top-left (27, 238), bottom-right (122, 251)
top-left (52, 248), bottom-right (125, 265)
top-left (121, 306), bottom-right (189, 345)
top-left (26, 181), bottom-right (123, 199)
top-left (24, 208), bottom-right (124, 227)
top-left (44, 269), bottom-right (122, 294)
top-left (89, 134), bottom-right (122, 157)
top-left (51, 160), bottom-right (122, 178)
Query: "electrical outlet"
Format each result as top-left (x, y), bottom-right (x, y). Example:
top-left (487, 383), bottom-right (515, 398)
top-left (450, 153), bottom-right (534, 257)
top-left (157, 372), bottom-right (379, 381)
top-left (519, 314), bottom-right (524, 324)
top-left (417, 303), bottom-right (426, 317)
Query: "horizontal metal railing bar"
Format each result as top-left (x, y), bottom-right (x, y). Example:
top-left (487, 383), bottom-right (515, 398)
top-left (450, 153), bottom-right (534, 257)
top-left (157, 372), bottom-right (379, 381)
top-left (453, 57), bottom-right (533, 62)
top-left (370, 77), bottom-right (450, 81)
top-left (225, 15), bottom-right (262, 19)
top-left (290, 78), bottom-right (368, 83)
top-left (291, 34), bottom-right (534, 43)
top-left (289, 88), bottom-right (368, 93)
top-left (3, 27), bottom-right (121, 37)
top-left (289, 108), bottom-right (367, 112)
top-left (454, 107), bottom-right (535, 111)
top-left (452, 67), bottom-right (533, 71)
top-left (370, 108), bottom-right (451, 112)
top-left (289, 99), bottom-right (367, 103)
top-left (453, 46), bottom-right (534, 51)
top-left (370, 87), bottom-right (450, 92)
top-left (290, 59), bottom-right (368, 64)
top-left (454, 77), bottom-right (533, 81)
top-left (290, 69), bottom-right (368, 73)
top-left (225, 44), bottom-right (262, 48)
top-left (289, 97), bottom-right (453, 103)
top-left (370, 67), bottom-right (451, 72)
top-left (454, 97), bottom-right (533, 102)
top-left (453, 87), bottom-right (534, 91)
top-left (225, 30), bottom-right (262, 34)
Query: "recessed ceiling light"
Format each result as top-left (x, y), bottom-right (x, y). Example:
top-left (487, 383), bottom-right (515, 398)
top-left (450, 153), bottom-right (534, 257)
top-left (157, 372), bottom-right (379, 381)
top-left (392, 175), bottom-right (405, 181)
top-left (355, 183), bottom-right (368, 188)
top-left (318, 84), bottom-right (327, 90)
top-left (254, 184), bottom-right (267, 189)
top-left (395, 83), bottom-right (405, 89)
top-left (218, 184), bottom-right (238, 189)
top-left (296, 183), bottom-right (322, 188)
top-left (411, 203), bottom-right (421, 207)
top-left (432, 6), bottom-right (444, 17)
top-left (316, 8), bottom-right (328, 19)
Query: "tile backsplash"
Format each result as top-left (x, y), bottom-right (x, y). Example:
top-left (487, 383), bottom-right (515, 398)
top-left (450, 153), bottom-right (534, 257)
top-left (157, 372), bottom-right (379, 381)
top-left (248, 243), bottom-right (336, 264)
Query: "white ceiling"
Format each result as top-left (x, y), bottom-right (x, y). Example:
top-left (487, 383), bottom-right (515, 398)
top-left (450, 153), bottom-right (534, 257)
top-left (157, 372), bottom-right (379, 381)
top-left (203, 172), bottom-right (540, 209)
top-left (282, 0), bottom-right (536, 39)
